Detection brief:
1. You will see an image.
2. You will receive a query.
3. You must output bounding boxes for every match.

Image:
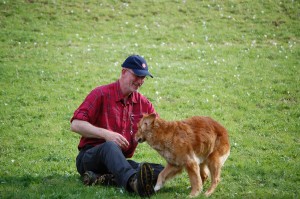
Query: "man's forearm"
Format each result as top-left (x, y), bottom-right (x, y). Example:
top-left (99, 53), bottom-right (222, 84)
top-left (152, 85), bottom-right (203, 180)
top-left (70, 119), bottom-right (109, 139)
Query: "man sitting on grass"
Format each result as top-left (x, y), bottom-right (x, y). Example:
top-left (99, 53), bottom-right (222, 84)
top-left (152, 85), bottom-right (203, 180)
top-left (70, 55), bottom-right (164, 197)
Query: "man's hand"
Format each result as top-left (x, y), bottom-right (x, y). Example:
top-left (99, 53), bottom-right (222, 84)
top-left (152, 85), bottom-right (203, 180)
top-left (104, 132), bottom-right (129, 149)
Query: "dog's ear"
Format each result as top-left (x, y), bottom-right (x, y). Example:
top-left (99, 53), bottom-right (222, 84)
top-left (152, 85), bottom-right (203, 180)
top-left (148, 113), bottom-right (156, 120)
top-left (143, 113), bottom-right (156, 126)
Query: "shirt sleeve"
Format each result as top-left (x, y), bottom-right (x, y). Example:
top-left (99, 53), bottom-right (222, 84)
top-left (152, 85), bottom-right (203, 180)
top-left (146, 98), bottom-right (159, 117)
top-left (70, 88), bottom-right (102, 124)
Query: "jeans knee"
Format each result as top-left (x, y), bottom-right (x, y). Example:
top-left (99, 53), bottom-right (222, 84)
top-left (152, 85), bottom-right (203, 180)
top-left (102, 141), bottom-right (120, 153)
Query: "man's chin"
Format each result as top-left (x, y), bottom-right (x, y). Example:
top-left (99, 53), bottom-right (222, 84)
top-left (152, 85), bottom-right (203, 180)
top-left (132, 85), bottom-right (140, 91)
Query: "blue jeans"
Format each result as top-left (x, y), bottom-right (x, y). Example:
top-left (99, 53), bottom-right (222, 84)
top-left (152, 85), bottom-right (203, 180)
top-left (76, 141), bottom-right (164, 190)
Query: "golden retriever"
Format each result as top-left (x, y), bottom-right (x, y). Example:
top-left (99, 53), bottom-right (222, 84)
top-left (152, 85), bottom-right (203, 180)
top-left (135, 113), bottom-right (230, 197)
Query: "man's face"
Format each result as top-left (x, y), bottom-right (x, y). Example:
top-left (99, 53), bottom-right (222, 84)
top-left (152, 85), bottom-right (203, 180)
top-left (123, 69), bottom-right (146, 92)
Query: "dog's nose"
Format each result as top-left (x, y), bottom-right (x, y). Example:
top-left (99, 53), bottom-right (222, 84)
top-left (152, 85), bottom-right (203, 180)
top-left (137, 138), bottom-right (143, 143)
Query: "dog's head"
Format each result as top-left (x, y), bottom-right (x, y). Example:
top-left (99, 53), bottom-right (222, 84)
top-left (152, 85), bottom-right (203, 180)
top-left (135, 113), bottom-right (156, 143)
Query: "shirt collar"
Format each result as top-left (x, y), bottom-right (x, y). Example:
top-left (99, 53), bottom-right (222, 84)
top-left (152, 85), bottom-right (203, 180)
top-left (115, 80), bottom-right (138, 104)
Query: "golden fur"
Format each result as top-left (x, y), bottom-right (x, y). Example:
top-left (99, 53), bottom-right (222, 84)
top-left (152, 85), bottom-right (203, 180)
top-left (135, 113), bottom-right (230, 197)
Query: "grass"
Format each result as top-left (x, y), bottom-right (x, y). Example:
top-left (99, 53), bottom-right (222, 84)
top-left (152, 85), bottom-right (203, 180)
top-left (0, 0), bottom-right (299, 198)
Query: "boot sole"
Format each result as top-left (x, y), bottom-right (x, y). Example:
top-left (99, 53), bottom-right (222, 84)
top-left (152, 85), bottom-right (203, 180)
top-left (137, 162), bottom-right (155, 197)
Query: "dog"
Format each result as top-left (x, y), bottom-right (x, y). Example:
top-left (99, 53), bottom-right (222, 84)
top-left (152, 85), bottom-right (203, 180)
top-left (135, 113), bottom-right (230, 197)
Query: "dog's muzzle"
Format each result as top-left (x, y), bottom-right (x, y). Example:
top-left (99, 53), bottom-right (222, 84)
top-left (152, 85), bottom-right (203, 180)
top-left (137, 138), bottom-right (145, 143)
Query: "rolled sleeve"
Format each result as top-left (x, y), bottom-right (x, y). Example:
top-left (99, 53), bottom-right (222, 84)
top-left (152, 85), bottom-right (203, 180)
top-left (71, 88), bottom-right (102, 124)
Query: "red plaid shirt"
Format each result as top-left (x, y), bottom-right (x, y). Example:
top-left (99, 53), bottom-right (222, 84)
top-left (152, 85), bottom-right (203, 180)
top-left (71, 80), bottom-right (157, 158)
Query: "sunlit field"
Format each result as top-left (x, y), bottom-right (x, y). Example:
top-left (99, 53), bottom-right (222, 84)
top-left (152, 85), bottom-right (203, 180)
top-left (1, 1), bottom-right (299, 198)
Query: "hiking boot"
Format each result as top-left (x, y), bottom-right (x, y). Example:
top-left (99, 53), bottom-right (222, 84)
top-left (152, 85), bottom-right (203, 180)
top-left (97, 174), bottom-right (117, 186)
top-left (129, 162), bottom-right (155, 197)
top-left (83, 171), bottom-right (98, 186)
top-left (82, 171), bottom-right (116, 186)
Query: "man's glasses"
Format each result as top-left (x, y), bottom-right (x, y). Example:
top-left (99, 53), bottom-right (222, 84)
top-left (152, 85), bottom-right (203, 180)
top-left (125, 69), bottom-right (147, 80)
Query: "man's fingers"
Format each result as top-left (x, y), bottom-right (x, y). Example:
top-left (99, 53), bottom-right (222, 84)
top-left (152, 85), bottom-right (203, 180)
top-left (116, 136), bottom-right (128, 147)
top-left (123, 139), bottom-right (129, 146)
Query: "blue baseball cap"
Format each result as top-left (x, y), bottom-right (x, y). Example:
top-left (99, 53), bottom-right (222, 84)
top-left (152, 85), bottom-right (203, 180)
top-left (122, 55), bottom-right (153, 78)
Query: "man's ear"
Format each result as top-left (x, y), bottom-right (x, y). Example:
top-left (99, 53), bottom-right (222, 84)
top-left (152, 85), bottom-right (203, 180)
top-left (121, 68), bottom-right (127, 76)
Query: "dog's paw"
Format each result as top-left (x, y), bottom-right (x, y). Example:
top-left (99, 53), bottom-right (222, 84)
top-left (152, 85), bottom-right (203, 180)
top-left (204, 191), bottom-right (212, 197)
top-left (154, 184), bottom-right (162, 192)
top-left (188, 194), bottom-right (198, 198)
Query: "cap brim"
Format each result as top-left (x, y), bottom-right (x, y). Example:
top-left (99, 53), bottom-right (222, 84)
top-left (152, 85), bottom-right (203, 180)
top-left (132, 69), bottom-right (153, 78)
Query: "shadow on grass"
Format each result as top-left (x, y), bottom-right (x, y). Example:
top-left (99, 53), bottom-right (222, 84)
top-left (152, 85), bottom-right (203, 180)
top-left (0, 174), bottom-right (192, 198)
top-left (0, 174), bottom-right (130, 198)
top-left (1, 173), bottom-right (79, 187)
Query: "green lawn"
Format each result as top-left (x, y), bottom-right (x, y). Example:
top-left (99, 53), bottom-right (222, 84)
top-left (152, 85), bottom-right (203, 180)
top-left (0, 0), bottom-right (299, 198)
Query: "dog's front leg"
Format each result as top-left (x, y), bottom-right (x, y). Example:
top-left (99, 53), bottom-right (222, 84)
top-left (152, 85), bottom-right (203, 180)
top-left (154, 173), bottom-right (164, 191)
top-left (154, 163), bottom-right (182, 192)
top-left (154, 164), bottom-right (170, 192)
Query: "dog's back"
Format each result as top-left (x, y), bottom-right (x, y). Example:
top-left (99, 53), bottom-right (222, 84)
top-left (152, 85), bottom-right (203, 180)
top-left (183, 116), bottom-right (230, 159)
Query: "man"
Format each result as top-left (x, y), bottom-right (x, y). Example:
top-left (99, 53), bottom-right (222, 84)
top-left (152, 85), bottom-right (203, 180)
top-left (70, 55), bottom-right (164, 197)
